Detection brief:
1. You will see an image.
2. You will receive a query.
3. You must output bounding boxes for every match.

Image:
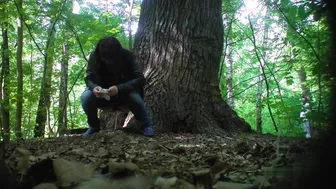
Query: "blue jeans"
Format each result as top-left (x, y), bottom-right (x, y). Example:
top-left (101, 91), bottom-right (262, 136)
top-left (80, 88), bottom-right (153, 130)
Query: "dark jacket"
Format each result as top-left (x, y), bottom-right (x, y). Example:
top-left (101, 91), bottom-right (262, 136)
top-left (84, 49), bottom-right (145, 97)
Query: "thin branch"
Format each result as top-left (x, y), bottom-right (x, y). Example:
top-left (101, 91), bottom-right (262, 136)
top-left (67, 96), bottom-right (74, 130)
top-left (249, 19), bottom-right (278, 132)
top-left (274, 3), bottom-right (321, 63)
top-left (66, 20), bottom-right (88, 62)
top-left (227, 37), bottom-right (251, 46)
top-left (227, 65), bottom-right (288, 100)
top-left (13, 0), bottom-right (45, 57)
top-left (230, 79), bottom-right (262, 99)
top-left (45, 0), bottom-right (68, 54)
top-left (242, 0), bottom-right (278, 132)
top-left (228, 63), bottom-right (289, 94)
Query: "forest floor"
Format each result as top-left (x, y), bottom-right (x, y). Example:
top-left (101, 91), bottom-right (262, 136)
top-left (2, 130), bottom-right (314, 189)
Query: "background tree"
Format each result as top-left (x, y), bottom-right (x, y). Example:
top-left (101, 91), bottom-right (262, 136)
top-left (255, 5), bottom-right (270, 134)
top-left (113, 0), bottom-right (142, 50)
top-left (1, 0), bottom-right (11, 143)
top-left (57, 42), bottom-right (69, 134)
top-left (126, 0), bottom-right (134, 50)
top-left (221, 0), bottom-right (241, 109)
top-left (15, 0), bottom-right (23, 139)
top-left (34, 0), bottom-right (59, 137)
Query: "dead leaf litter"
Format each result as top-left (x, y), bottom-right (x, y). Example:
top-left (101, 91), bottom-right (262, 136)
top-left (3, 131), bottom-right (313, 189)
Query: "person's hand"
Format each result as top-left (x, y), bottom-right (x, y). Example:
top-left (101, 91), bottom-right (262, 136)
top-left (107, 86), bottom-right (118, 96)
top-left (93, 86), bottom-right (104, 97)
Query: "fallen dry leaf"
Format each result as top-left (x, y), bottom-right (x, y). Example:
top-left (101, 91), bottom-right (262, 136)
top-left (210, 161), bottom-right (231, 179)
top-left (192, 169), bottom-right (213, 188)
top-left (33, 183), bottom-right (58, 189)
top-left (16, 148), bottom-right (30, 174)
top-left (77, 176), bottom-right (151, 189)
top-left (175, 179), bottom-right (196, 189)
top-left (75, 178), bottom-right (114, 189)
top-left (213, 181), bottom-right (255, 189)
top-left (5, 131), bottom-right (312, 189)
top-left (113, 176), bottom-right (154, 189)
top-left (108, 160), bottom-right (140, 178)
top-left (97, 147), bottom-right (109, 158)
top-left (251, 175), bottom-right (271, 188)
top-left (53, 158), bottom-right (94, 187)
top-left (154, 176), bottom-right (178, 189)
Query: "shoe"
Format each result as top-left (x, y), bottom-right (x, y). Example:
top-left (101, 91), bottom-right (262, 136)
top-left (83, 127), bottom-right (100, 136)
top-left (143, 127), bottom-right (154, 137)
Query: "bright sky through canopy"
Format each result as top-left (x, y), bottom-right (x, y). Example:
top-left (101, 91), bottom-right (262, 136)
top-left (72, 0), bottom-right (261, 36)
top-left (72, 0), bottom-right (122, 14)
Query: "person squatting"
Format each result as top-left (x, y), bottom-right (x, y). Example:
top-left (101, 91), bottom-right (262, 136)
top-left (80, 36), bottom-right (154, 137)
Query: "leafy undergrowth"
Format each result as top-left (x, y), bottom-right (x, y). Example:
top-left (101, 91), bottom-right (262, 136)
top-left (2, 131), bottom-right (313, 189)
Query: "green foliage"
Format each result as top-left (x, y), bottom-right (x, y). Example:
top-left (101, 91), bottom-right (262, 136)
top-left (219, 0), bottom-right (331, 137)
top-left (0, 0), bottom-right (133, 140)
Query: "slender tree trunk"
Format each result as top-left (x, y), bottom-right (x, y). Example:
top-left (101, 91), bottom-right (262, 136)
top-left (225, 44), bottom-right (234, 108)
top-left (127, 0), bottom-right (134, 50)
top-left (15, 0), bottom-right (23, 139)
top-left (0, 2), bottom-right (4, 142)
top-left (256, 70), bottom-right (263, 133)
top-left (222, 12), bottom-right (235, 108)
top-left (58, 43), bottom-right (69, 135)
top-left (28, 40), bottom-right (34, 136)
top-left (256, 7), bottom-right (270, 134)
top-left (67, 98), bottom-right (74, 130)
top-left (298, 67), bottom-right (310, 100)
top-left (1, 2), bottom-right (11, 143)
top-left (34, 18), bottom-right (56, 137)
top-left (132, 0), bottom-right (251, 134)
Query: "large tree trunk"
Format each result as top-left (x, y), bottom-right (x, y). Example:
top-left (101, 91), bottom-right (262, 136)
top-left (34, 16), bottom-right (56, 137)
top-left (15, 0), bottom-right (23, 139)
top-left (130, 0), bottom-right (251, 134)
top-left (1, 1), bottom-right (11, 143)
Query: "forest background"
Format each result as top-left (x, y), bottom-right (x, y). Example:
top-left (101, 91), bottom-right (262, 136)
top-left (0, 0), bottom-right (330, 142)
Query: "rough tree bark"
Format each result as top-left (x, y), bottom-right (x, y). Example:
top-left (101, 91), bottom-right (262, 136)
top-left (57, 43), bottom-right (69, 135)
top-left (121, 0), bottom-right (251, 134)
top-left (15, 0), bottom-right (23, 139)
top-left (1, 1), bottom-right (11, 142)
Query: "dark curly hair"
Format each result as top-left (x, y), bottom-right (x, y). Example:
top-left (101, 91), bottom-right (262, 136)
top-left (93, 36), bottom-right (123, 73)
top-left (95, 36), bottom-right (122, 60)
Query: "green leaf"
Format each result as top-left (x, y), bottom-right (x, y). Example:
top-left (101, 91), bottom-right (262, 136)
top-left (26, 20), bottom-right (33, 25)
top-left (286, 78), bottom-right (294, 86)
top-left (281, 0), bottom-right (290, 7)
top-left (288, 7), bottom-right (297, 19)
top-left (298, 5), bottom-right (305, 19)
top-left (313, 11), bottom-right (322, 21)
